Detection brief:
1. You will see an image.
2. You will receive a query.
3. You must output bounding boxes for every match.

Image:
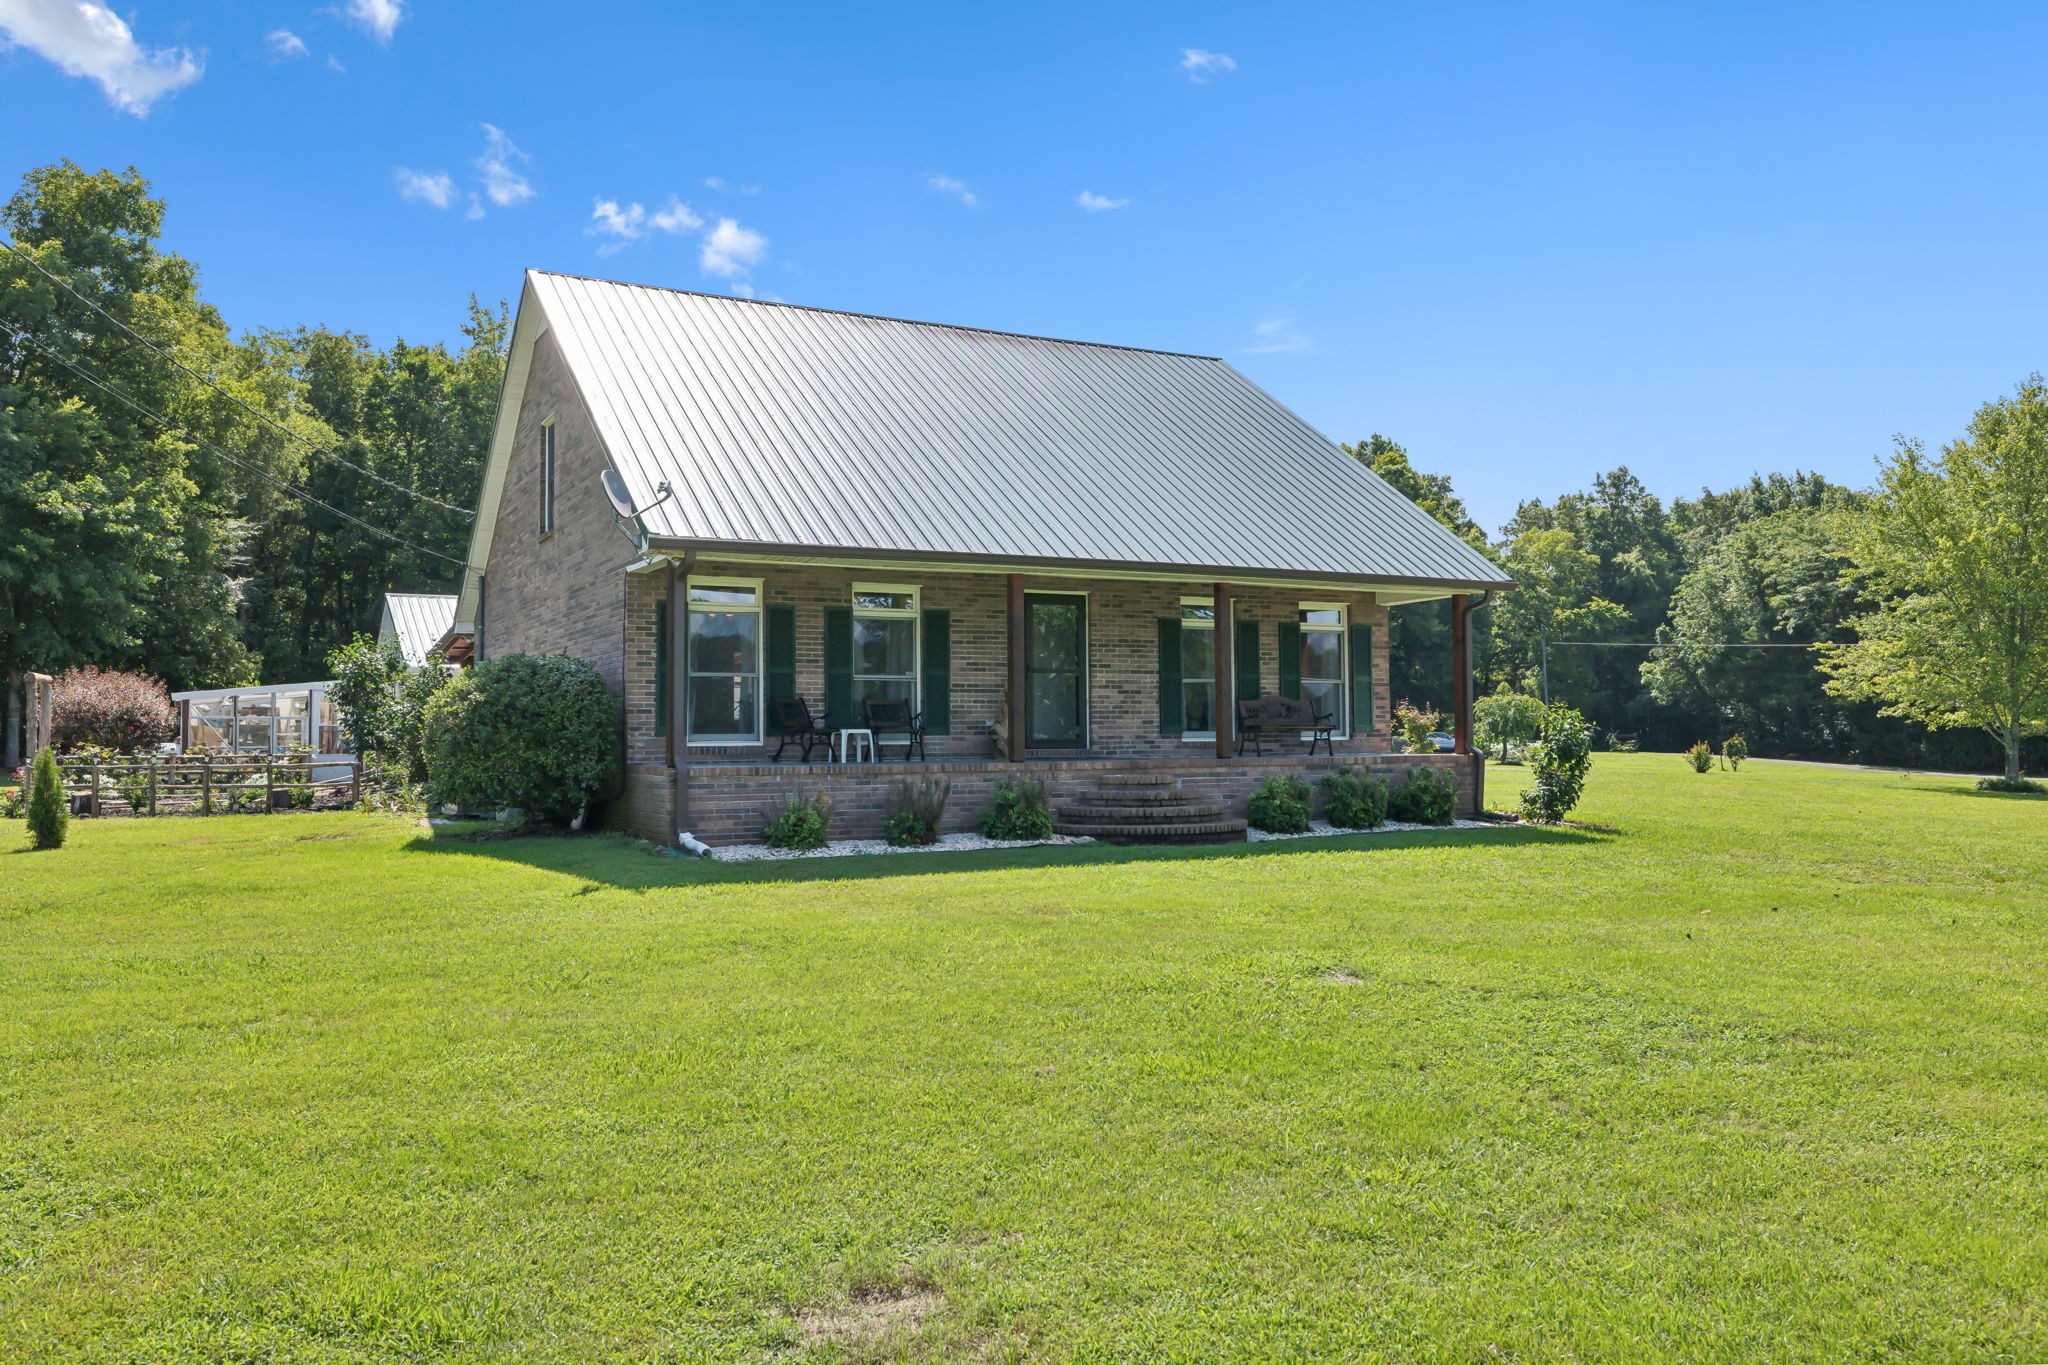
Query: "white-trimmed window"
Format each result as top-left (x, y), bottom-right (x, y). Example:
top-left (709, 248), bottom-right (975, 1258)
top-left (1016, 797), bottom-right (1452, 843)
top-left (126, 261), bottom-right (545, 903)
top-left (686, 577), bottom-right (762, 742)
top-left (852, 584), bottom-right (919, 713)
top-left (1299, 603), bottom-right (1348, 736)
top-left (1179, 598), bottom-right (1217, 739)
top-left (540, 416), bottom-right (557, 535)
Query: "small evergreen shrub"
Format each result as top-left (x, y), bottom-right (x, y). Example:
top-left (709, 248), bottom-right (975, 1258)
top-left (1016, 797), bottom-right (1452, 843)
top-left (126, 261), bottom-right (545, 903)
top-left (1247, 774), bottom-right (1313, 833)
top-left (763, 792), bottom-right (832, 850)
top-left (423, 654), bottom-right (618, 824)
top-left (49, 667), bottom-right (177, 752)
top-left (1387, 767), bottom-right (1458, 825)
top-left (883, 776), bottom-right (950, 847)
top-left (25, 747), bottom-right (68, 849)
top-left (1519, 703), bottom-right (1594, 824)
top-left (1723, 735), bottom-right (1749, 771)
top-left (1320, 768), bottom-right (1387, 829)
top-left (981, 776), bottom-right (1053, 841)
top-left (1685, 742), bottom-right (1715, 773)
top-left (1977, 775), bottom-right (2046, 794)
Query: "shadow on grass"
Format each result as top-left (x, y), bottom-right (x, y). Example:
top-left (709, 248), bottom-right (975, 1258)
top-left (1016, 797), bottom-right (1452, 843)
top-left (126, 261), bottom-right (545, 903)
top-left (1930, 786), bottom-right (2048, 801)
top-left (401, 821), bottom-right (1609, 890)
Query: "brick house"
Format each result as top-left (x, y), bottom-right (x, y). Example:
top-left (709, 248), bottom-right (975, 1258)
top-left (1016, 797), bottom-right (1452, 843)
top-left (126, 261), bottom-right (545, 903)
top-left (444, 271), bottom-right (1511, 846)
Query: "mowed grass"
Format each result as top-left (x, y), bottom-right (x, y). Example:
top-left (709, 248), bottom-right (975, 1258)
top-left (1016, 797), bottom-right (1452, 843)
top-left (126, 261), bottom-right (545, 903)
top-left (1, 757), bottom-right (2044, 1362)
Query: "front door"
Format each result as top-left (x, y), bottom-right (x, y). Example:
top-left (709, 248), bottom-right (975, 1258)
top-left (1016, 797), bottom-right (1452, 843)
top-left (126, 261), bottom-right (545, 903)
top-left (1025, 593), bottom-right (1087, 748)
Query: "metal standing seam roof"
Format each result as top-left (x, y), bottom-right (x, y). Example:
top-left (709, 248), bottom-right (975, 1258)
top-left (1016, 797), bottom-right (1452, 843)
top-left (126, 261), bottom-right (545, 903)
top-left (379, 592), bottom-right (458, 667)
top-left (514, 271), bottom-right (1509, 587)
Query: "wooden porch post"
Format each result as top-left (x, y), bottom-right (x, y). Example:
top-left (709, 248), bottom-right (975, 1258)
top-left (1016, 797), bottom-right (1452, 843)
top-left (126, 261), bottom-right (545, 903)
top-left (669, 561), bottom-right (690, 840)
top-left (1006, 574), bottom-right (1027, 762)
top-left (1451, 593), bottom-right (1473, 755)
top-left (1213, 582), bottom-right (1234, 759)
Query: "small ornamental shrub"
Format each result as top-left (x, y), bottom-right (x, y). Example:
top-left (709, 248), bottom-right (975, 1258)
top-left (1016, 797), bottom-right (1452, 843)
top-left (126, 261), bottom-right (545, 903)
top-left (0, 769), bottom-right (24, 820)
top-left (1247, 774), bottom-right (1313, 833)
top-left (1474, 687), bottom-right (1545, 764)
top-left (422, 653), bottom-right (618, 825)
top-left (1393, 701), bottom-right (1443, 753)
top-left (883, 776), bottom-right (950, 847)
top-left (1519, 703), bottom-right (1595, 824)
top-left (26, 747), bottom-right (68, 849)
top-left (982, 776), bottom-right (1054, 841)
top-left (1685, 742), bottom-right (1716, 773)
top-left (763, 792), bottom-right (832, 850)
top-left (1723, 735), bottom-right (1749, 770)
top-left (1977, 775), bottom-right (2046, 794)
top-left (49, 667), bottom-right (177, 753)
top-left (1321, 768), bottom-right (1387, 829)
top-left (1387, 767), bottom-right (1458, 825)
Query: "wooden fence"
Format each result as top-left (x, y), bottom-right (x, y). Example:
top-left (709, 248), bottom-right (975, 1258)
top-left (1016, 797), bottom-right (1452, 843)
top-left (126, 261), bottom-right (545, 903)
top-left (50, 754), bottom-right (380, 817)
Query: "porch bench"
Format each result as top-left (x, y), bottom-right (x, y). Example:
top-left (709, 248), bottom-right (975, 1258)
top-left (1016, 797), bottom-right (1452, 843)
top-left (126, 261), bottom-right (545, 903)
top-left (1235, 695), bottom-right (1335, 757)
top-left (862, 698), bottom-right (928, 761)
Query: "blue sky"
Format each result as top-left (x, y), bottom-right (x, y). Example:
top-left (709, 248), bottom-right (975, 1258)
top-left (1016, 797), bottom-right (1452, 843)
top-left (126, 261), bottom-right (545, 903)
top-left (4, 1), bottom-right (2047, 532)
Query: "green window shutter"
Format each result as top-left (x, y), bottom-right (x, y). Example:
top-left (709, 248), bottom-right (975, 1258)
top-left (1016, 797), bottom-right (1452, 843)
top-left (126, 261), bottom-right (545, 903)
top-left (765, 604), bottom-right (797, 731)
top-left (1156, 618), bottom-right (1183, 734)
top-left (653, 600), bottom-right (670, 737)
top-left (1234, 619), bottom-right (1260, 703)
top-left (922, 610), bottom-right (952, 735)
top-left (1277, 621), bottom-right (1301, 700)
top-left (823, 605), bottom-right (854, 728)
top-left (1350, 621), bottom-right (1375, 734)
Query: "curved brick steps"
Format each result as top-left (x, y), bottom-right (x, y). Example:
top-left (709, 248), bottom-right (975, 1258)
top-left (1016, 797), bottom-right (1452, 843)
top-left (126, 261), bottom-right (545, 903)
top-left (1054, 772), bottom-right (1247, 844)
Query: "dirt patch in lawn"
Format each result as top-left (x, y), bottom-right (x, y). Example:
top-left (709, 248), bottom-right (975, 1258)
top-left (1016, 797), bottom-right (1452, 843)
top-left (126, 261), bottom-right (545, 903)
top-left (796, 1285), bottom-right (943, 1350)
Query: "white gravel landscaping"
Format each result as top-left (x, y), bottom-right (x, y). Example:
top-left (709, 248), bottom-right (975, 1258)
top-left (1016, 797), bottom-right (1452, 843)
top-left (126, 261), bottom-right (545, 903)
top-left (1247, 817), bottom-right (1510, 842)
top-left (708, 831), bottom-right (1094, 862)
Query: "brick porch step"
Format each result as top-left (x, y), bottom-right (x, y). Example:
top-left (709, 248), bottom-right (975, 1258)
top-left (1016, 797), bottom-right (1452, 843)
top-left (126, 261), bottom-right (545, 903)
top-left (1052, 815), bottom-right (1249, 844)
top-left (1056, 799), bottom-right (1228, 821)
top-left (1094, 772), bottom-right (1180, 788)
top-left (1072, 788), bottom-right (1208, 808)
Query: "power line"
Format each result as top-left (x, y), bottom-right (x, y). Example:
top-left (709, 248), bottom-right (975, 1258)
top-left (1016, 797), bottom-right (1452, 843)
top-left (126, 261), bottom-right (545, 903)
top-left (1548, 640), bottom-right (1827, 649)
top-left (0, 234), bottom-right (475, 517)
top-left (7, 324), bottom-right (467, 567)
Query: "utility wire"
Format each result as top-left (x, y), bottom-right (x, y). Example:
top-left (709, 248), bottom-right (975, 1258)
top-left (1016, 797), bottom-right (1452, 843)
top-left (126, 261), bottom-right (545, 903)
top-left (7, 324), bottom-right (467, 567)
top-left (0, 234), bottom-right (475, 517)
top-left (1548, 640), bottom-right (1827, 649)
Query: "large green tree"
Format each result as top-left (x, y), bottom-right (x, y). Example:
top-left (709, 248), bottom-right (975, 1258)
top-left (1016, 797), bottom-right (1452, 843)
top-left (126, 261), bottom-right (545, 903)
top-left (1820, 379), bottom-right (2048, 781)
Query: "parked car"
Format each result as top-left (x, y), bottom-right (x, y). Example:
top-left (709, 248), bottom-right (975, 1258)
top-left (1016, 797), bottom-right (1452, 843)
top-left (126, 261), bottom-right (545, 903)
top-left (1425, 731), bottom-right (1456, 752)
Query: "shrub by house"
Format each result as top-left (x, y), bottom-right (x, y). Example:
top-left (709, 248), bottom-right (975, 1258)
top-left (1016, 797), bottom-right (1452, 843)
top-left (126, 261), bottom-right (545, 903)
top-left (422, 653), bottom-right (617, 824)
top-left (49, 667), bottom-right (177, 753)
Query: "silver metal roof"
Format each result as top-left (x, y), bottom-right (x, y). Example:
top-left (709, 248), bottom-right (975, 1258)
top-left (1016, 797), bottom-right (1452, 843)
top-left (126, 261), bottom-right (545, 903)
top-left (378, 592), bottom-right (457, 667)
top-left (521, 271), bottom-right (1509, 588)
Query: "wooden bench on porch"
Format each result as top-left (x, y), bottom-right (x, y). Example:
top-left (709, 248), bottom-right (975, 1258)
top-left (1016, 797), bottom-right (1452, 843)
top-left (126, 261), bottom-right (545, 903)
top-left (1235, 695), bottom-right (1336, 757)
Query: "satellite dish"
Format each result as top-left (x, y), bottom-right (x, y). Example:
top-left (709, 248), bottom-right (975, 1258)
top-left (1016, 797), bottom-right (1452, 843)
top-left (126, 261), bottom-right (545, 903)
top-left (601, 470), bottom-right (638, 519)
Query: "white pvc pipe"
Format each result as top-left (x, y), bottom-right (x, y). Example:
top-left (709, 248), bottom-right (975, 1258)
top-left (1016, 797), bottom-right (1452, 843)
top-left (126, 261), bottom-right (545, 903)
top-left (676, 831), bottom-right (714, 858)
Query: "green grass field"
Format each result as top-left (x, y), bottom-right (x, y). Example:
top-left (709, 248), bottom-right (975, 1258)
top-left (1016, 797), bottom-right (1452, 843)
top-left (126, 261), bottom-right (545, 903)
top-left (2, 755), bottom-right (2043, 1362)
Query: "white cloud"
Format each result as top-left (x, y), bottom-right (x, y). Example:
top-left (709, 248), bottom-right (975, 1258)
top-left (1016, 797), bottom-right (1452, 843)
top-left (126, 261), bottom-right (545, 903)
top-left (703, 176), bottom-right (725, 190)
top-left (701, 218), bottom-right (767, 278)
top-left (345, 0), bottom-right (403, 43)
top-left (326, 54), bottom-right (344, 72)
top-left (927, 174), bottom-right (977, 208)
top-left (588, 196), bottom-right (702, 253)
top-left (265, 28), bottom-right (307, 60)
top-left (394, 167), bottom-right (456, 208)
top-left (1076, 190), bottom-right (1129, 212)
top-left (0, 0), bottom-right (203, 114)
top-left (474, 123), bottom-right (534, 207)
top-left (1243, 318), bottom-right (1311, 354)
top-left (1180, 48), bottom-right (1236, 82)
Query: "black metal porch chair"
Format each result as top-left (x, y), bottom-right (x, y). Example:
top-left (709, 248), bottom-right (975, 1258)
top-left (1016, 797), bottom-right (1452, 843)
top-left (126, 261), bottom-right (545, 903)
top-left (862, 698), bottom-right (927, 761)
top-left (770, 697), bottom-right (835, 763)
top-left (1235, 695), bottom-right (1336, 757)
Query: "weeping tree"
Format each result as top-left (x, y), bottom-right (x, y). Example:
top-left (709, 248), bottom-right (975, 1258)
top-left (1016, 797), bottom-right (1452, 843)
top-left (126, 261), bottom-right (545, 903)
top-left (1820, 378), bottom-right (2048, 782)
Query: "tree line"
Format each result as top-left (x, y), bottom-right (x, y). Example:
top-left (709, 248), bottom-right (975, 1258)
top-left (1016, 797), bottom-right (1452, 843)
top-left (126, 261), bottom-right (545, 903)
top-left (0, 161), bottom-right (502, 710)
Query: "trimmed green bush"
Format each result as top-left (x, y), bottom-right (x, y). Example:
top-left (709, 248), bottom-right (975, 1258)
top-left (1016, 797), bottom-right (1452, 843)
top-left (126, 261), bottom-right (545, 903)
top-left (1387, 767), bottom-right (1457, 825)
top-left (883, 776), bottom-right (949, 847)
top-left (1320, 768), bottom-right (1387, 829)
top-left (1723, 735), bottom-right (1749, 771)
top-left (1685, 742), bottom-right (1716, 773)
top-left (26, 747), bottom-right (68, 849)
top-left (763, 793), bottom-right (832, 850)
top-left (1976, 775), bottom-right (2045, 794)
top-left (422, 653), bottom-right (618, 825)
top-left (982, 777), bottom-right (1053, 841)
top-left (1519, 703), bottom-right (1595, 824)
top-left (1247, 774), bottom-right (1313, 833)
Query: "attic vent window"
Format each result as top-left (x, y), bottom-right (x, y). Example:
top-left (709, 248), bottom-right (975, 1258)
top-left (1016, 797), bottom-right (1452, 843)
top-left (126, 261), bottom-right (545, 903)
top-left (540, 417), bottom-right (557, 535)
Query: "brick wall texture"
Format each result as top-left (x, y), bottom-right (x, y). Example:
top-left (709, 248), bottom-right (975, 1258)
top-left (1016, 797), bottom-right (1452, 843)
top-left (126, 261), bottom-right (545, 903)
top-left (482, 327), bottom-right (1484, 848)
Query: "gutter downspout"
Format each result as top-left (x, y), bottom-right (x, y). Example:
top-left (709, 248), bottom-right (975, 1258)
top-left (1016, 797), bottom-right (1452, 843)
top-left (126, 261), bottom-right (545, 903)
top-left (668, 547), bottom-right (700, 851)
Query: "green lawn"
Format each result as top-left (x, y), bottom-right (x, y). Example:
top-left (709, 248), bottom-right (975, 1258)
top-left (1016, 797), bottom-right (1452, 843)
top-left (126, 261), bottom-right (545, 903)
top-left (2, 756), bottom-right (2044, 1362)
